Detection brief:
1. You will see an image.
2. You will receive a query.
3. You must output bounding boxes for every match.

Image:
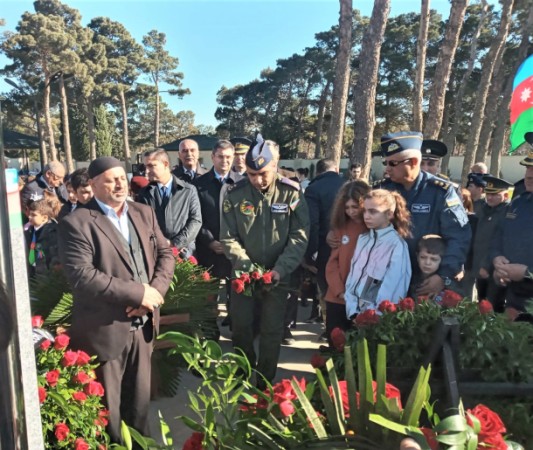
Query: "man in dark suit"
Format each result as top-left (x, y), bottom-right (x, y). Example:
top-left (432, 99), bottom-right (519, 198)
top-left (172, 138), bottom-right (207, 182)
top-left (138, 148), bottom-right (202, 257)
top-left (58, 157), bottom-right (175, 444)
top-left (21, 161), bottom-right (69, 209)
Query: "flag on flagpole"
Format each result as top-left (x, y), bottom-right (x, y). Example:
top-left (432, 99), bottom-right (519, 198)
top-left (510, 54), bottom-right (533, 153)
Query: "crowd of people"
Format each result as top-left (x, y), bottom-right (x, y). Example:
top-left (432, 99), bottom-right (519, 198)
top-left (15, 130), bottom-right (533, 444)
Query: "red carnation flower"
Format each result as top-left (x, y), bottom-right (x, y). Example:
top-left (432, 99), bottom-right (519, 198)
top-left (183, 432), bottom-right (204, 450)
top-left (73, 371), bottom-right (92, 385)
top-left (38, 386), bottom-right (47, 404)
top-left (262, 271), bottom-right (273, 284)
top-left (171, 247), bottom-right (179, 257)
top-left (45, 370), bottom-right (60, 387)
top-left (420, 427), bottom-right (438, 450)
top-left (61, 350), bottom-right (78, 367)
top-left (417, 295), bottom-right (430, 303)
top-left (278, 399), bottom-right (295, 417)
top-left (188, 255), bottom-right (198, 265)
top-left (72, 391), bottom-right (87, 402)
top-left (478, 300), bottom-right (493, 315)
top-left (231, 278), bottom-right (245, 294)
top-left (32, 315), bottom-right (44, 328)
top-left (201, 271), bottom-right (211, 281)
top-left (310, 353), bottom-right (327, 369)
top-left (378, 300), bottom-right (397, 314)
top-left (74, 438), bottom-right (90, 450)
top-left (54, 333), bottom-right (70, 350)
top-left (54, 423), bottom-right (70, 441)
top-left (441, 290), bottom-right (463, 308)
top-left (330, 327), bottom-right (346, 352)
top-left (251, 271), bottom-right (261, 280)
top-left (40, 339), bottom-right (51, 351)
top-left (84, 381), bottom-right (105, 397)
top-left (240, 273), bottom-right (251, 284)
top-left (466, 404), bottom-right (506, 441)
top-left (398, 297), bottom-right (415, 311)
top-left (355, 309), bottom-right (380, 326)
top-left (76, 351), bottom-right (91, 366)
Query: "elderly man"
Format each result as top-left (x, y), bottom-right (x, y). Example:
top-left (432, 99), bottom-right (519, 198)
top-left (172, 138), bottom-right (207, 182)
top-left (490, 141), bottom-right (533, 320)
top-left (220, 139), bottom-right (309, 388)
top-left (21, 161), bottom-right (68, 207)
top-left (138, 148), bottom-right (202, 256)
top-left (58, 156), bottom-right (175, 443)
top-left (374, 131), bottom-right (471, 296)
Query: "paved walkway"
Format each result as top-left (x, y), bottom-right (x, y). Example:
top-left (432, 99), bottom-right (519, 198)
top-left (149, 301), bottom-right (325, 446)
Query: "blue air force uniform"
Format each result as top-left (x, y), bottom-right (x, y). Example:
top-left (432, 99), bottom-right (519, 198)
top-left (374, 172), bottom-right (471, 279)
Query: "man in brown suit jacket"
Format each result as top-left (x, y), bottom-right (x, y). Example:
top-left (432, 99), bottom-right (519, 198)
top-left (58, 157), bottom-right (175, 444)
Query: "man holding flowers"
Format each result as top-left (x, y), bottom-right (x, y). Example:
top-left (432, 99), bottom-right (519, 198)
top-left (220, 138), bottom-right (309, 388)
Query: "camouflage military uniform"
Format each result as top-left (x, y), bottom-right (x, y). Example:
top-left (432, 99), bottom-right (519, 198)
top-left (220, 175), bottom-right (309, 385)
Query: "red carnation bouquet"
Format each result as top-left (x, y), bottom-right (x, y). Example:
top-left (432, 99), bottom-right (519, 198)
top-left (33, 316), bottom-right (109, 449)
top-left (231, 266), bottom-right (274, 296)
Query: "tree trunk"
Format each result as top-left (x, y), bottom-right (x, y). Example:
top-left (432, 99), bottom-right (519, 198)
top-left (489, 1), bottom-right (533, 175)
top-left (43, 82), bottom-right (57, 161)
top-left (475, 63), bottom-right (506, 164)
top-left (119, 88), bottom-right (131, 163)
top-left (86, 95), bottom-right (97, 161)
top-left (460, 0), bottom-right (514, 184)
top-left (34, 98), bottom-right (48, 168)
top-left (412, 0), bottom-right (431, 131)
top-left (351, 0), bottom-right (391, 179)
top-left (440, 0), bottom-right (488, 173)
top-left (154, 80), bottom-right (160, 148)
top-left (315, 81), bottom-right (331, 159)
top-left (423, 0), bottom-right (468, 139)
top-left (59, 76), bottom-right (74, 173)
top-left (325, 0), bottom-right (353, 164)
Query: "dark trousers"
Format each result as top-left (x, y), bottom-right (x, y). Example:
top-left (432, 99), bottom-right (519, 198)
top-left (230, 285), bottom-right (286, 386)
top-left (326, 301), bottom-right (351, 347)
top-left (476, 277), bottom-right (507, 313)
top-left (96, 325), bottom-right (153, 444)
top-left (284, 292), bottom-right (299, 328)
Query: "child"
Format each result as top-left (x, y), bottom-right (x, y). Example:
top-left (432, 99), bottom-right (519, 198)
top-left (324, 180), bottom-right (370, 341)
top-left (410, 234), bottom-right (461, 302)
top-left (25, 193), bottom-right (60, 278)
top-left (345, 189), bottom-right (411, 320)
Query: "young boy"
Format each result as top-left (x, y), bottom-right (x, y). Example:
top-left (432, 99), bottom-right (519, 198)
top-left (26, 195), bottom-right (59, 278)
top-left (410, 234), bottom-right (460, 302)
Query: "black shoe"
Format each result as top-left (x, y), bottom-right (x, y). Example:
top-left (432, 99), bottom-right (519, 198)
top-left (282, 328), bottom-right (295, 345)
top-left (317, 332), bottom-right (328, 343)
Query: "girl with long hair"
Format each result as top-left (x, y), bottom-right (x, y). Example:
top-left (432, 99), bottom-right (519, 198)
top-left (345, 189), bottom-right (412, 320)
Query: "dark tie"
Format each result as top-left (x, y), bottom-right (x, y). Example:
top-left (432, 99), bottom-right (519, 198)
top-left (160, 186), bottom-right (169, 207)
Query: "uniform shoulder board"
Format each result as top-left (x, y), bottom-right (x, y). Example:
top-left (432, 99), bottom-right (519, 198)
top-left (230, 178), bottom-right (248, 192)
top-left (279, 177), bottom-right (300, 190)
top-left (437, 173), bottom-right (450, 180)
top-left (372, 179), bottom-right (387, 188)
top-left (429, 177), bottom-right (451, 190)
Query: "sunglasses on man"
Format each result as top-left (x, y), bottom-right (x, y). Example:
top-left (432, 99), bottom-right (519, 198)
top-left (382, 158), bottom-right (412, 167)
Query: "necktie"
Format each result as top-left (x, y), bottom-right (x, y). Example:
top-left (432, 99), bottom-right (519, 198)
top-left (161, 186), bottom-right (168, 199)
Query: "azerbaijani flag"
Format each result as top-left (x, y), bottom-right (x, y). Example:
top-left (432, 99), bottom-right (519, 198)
top-left (510, 55), bottom-right (533, 152)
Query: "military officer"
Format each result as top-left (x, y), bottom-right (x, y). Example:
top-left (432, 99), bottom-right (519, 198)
top-left (473, 175), bottom-right (512, 311)
top-left (220, 138), bottom-right (309, 388)
top-left (490, 140), bottom-right (533, 320)
top-left (466, 172), bottom-right (487, 216)
top-left (230, 137), bottom-right (252, 175)
top-left (374, 131), bottom-right (471, 296)
top-left (420, 139), bottom-right (448, 179)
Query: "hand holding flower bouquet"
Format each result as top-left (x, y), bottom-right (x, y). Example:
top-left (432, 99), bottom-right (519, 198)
top-left (231, 265), bottom-right (275, 296)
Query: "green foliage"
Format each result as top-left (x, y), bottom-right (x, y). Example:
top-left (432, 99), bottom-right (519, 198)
top-left (36, 331), bottom-right (109, 448)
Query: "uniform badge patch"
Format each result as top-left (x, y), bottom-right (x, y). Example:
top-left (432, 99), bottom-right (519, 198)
top-left (411, 204), bottom-right (431, 213)
top-left (289, 198), bottom-right (300, 210)
top-left (271, 203), bottom-right (289, 213)
top-left (239, 200), bottom-right (255, 216)
top-left (223, 199), bottom-right (232, 213)
top-left (341, 235), bottom-right (350, 245)
top-left (446, 198), bottom-right (460, 208)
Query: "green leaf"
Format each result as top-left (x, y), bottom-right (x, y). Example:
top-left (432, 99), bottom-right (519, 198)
top-left (290, 378), bottom-right (327, 439)
top-left (121, 421), bottom-right (133, 450)
top-left (326, 358), bottom-right (346, 428)
top-left (127, 426), bottom-right (148, 450)
top-left (158, 410), bottom-right (173, 446)
top-left (375, 344), bottom-right (386, 413)
top-left (401, 365), bottom-right (431, 427)
top-left (344, 346), bottom-right (360, 433)
top-left (248, 424), bottom-right (286, 449)
top-left (316, 366), bottom-right (344, 435)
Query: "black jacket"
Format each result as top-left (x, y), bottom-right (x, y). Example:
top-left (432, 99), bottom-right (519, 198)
top-left (193, 169), bottom-right (244, 277)
top-left (136, 175), bottom-right (202, 253)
